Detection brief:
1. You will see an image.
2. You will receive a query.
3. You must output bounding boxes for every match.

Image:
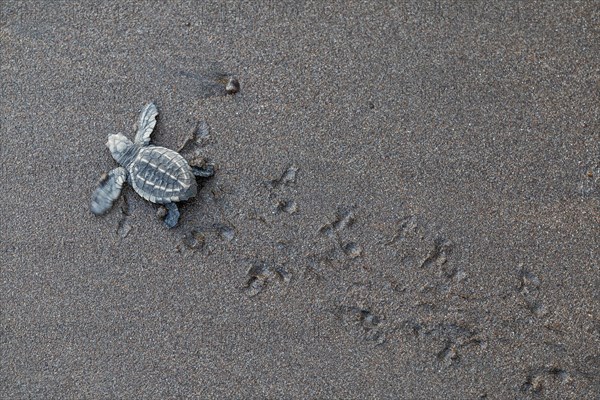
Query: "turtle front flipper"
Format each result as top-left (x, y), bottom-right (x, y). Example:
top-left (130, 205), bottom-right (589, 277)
top-left (134, 102), bottom-right (158, 146)
top-left (90, 167), bottom-right (128, 215)
top-left (192, 164), bottom-right (215, 178)
top-left (163, 203), bottom-right (180, 228)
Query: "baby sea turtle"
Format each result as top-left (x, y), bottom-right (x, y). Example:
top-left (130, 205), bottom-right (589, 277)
top-left (90, 103), bottom-right (214, 228)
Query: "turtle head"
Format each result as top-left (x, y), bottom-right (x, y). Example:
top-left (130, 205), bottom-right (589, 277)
top-left (106, 133), bottom-right (135, 165)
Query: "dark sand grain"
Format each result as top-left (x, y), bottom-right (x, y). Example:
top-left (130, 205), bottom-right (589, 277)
top-left (1, 1), bottom-right (599, 398)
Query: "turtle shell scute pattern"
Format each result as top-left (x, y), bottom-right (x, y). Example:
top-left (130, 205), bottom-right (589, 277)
top-left (129, 146), bottom-right (197, 204)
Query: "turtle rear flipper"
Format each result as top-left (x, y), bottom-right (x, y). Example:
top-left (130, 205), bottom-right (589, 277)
top-left (163, 203), bottom-right (180, 228)
top-left (90, 167), bottom-right (128, 215)
top-left (134, 102), bottom-right (158, 146)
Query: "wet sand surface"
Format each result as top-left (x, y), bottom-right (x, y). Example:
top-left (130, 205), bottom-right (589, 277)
top-left (1, 2), bottom-right (599, 398)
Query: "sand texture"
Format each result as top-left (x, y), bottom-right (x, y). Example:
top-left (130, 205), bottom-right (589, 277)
top-left (1, 1), bottom-right (599, 399)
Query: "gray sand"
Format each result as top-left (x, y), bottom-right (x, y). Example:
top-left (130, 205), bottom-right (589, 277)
top-left (1, 1), bottom-right (599, 398)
